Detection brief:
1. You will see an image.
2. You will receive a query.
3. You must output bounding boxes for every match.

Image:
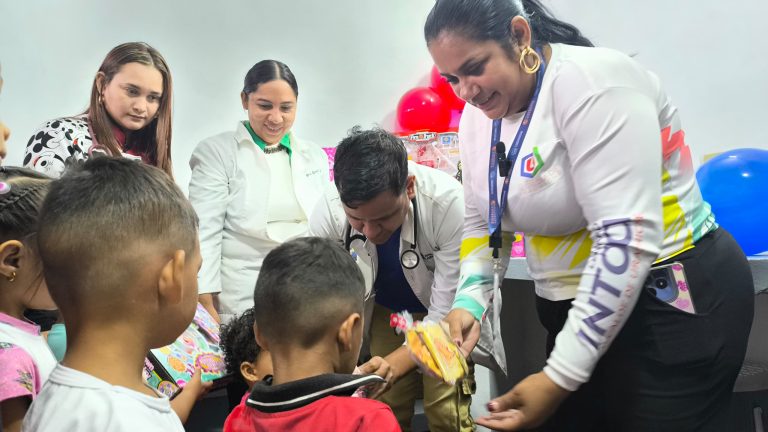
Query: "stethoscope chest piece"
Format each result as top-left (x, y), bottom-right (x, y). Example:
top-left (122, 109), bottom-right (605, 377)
top-left (345, 198), bottom-right (422, 270)
top-left (400, 249), bottom-right (420, 269)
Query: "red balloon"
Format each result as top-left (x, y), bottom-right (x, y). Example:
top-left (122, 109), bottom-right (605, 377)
top-left (430, 66), bottom-right (465, 110)
top-left (397, 87), bottom-right (451, 133)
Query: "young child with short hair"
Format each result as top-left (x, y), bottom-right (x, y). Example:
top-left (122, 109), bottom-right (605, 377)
top-left (223, 237), bottom-right (400, 432)
top-left (220, 307), bottom-right (273, 407)
top-left (22, 157), bottom-right (203, 431)
top-left (0, 167), bottom-right (56, 432)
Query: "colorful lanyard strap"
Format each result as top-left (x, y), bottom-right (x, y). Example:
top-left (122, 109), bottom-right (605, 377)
top-left (487, 47), bottom-right (546, 258)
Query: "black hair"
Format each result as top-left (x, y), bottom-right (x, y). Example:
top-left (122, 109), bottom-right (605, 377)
top-left (37, 157), bottom-right (198, 309)
top-left (424, 0), bottom-right (593, 52)
top-left (333, 126), bottom-right (408, 207)
top-left (243, 60), bottom-right (298, 97)
top-left (0, 167), bottom-right (52, 301)
top-left (220, 307), bottom-right (261, 385)
top-left (0, 166), bottom-right (51, 243)
top-left (252, 237), bottom-right (364, 348)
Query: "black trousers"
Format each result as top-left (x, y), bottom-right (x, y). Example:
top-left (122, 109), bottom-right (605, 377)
top-left (535, 228), bottom-right (754, 432)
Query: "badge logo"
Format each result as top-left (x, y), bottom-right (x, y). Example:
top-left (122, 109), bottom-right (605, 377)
top-left (520, 147), bottom-right (544, 178)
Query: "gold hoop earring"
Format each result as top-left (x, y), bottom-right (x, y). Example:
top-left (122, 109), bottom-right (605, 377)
top-left (519, 46), bottom-right (541, 74)
top-left (98, 94), bottom-right (104, 105)
top-left (7, 271), bottom-right (16, 282)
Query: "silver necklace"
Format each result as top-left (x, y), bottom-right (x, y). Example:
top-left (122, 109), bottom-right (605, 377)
top-left (263, 145), bottom-right (285, 155)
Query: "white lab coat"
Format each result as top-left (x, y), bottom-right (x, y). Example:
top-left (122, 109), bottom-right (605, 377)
top-left (189, 122), bottom-right (329, 320)
top-left (309, 161), bottom-right (464, 325)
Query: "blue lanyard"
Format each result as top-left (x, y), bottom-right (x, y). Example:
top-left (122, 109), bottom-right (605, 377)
top-left (487, 48), bottom-right (546, 245)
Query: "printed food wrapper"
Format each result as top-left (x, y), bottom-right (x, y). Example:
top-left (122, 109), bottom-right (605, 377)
top-left (143, 303), bottom-right (226, 398)
top-left (391, 311), bottom-right (468, 385)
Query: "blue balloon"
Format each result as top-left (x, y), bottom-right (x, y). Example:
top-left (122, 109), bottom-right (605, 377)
top-left (696, 148), bottom-right (768, 255)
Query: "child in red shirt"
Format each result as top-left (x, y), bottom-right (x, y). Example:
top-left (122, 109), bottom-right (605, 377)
top-left (223, 237), bottom-right (400, 432)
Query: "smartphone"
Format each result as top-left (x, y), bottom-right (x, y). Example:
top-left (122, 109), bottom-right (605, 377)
top-left (643, 261), bottom-right (696, 314)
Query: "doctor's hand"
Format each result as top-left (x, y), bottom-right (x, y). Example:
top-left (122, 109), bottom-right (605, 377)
top-left (359, 355), bottom-right (394, 399)
top-left (476, 371), bottom-right (570, 431)
top-left (443, 308), bottom-right (481, 358)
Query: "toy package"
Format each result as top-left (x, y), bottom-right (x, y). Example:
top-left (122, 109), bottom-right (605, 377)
top-left (398, 131), bottom-right (461, 179)
top-left (390, 311), bottom-right (468, 385)
top-left (144, 303), bottom-right (228, 398)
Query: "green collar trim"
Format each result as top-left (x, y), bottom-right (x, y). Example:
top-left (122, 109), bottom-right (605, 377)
top-left (243, 121), bottom-right (292, 156)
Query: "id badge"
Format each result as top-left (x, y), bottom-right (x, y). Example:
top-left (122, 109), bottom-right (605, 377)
top-left (644, 261), bottom-right (696, 314)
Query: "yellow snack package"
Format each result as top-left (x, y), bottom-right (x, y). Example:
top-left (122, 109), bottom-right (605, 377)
top-left (391, 311), bottom-right (468, 385)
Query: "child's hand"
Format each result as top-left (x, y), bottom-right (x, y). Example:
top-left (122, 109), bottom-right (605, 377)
top-left (358, 356), bottom-right (393, 399)
top-left (169, 368), bottom-right (213, 423)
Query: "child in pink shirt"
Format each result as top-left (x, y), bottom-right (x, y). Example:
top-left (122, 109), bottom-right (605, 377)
top-left (0, 167), bottom-right (57, 432)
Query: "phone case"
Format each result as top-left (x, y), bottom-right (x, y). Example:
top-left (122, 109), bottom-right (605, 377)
top-left (646, 262), bottom-right (696, 314)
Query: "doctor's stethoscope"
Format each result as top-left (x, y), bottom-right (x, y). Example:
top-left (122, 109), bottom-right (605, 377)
top-left (344, 198), bottom-right (423, 270)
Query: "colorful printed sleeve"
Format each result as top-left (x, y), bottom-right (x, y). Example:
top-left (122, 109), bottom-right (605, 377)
top-left (24, 117), bottom-right (91, 179)
top-left (544, 65), bottom-right (664, 391)
top-left (0, 342), bottom-right (38, 402)
top-left (452, 113), bottom-right (512, 321)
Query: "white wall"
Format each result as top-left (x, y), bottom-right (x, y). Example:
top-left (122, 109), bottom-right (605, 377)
top-left (0, 0), bottom-right (436, 191)
top-left (2, 1), bottom-right (766, 189)
top-left (549, 0), bottom-right (768, 161)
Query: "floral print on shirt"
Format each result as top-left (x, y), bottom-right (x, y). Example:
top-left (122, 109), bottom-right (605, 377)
top-left (0, 342), bottom-right (39, 401)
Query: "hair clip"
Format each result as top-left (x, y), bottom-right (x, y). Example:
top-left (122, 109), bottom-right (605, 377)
top-left (0, 182), bottom-right (10, 195)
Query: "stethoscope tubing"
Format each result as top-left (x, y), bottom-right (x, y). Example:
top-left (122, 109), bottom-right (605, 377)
top-left (344, 198), bottom-right (421, 269)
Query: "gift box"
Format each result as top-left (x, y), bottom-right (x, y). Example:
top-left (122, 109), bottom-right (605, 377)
top-left (144, 303), bottom-right (227, 398)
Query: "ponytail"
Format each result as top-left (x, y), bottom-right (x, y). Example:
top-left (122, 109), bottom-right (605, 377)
top-left (523, 0), bottom-right (593, 47)
top-left (425, 0), bottom-right (593, 49)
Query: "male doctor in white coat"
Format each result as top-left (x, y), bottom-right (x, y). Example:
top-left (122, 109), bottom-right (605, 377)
top-left (310, 127), bottom-right (474, 432)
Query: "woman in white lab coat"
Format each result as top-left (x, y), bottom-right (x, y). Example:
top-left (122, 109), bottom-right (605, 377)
top-left (189, 60), bottom-right (329, 324)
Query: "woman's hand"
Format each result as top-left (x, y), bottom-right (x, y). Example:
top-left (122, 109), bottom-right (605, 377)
top-left (443, 308), bottom-right (481, 358)
top-left (476, 371), bottom-right (570, 431)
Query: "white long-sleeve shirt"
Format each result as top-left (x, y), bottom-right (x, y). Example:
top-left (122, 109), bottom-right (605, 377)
top-left (455, 43), bottom-right (716, 391)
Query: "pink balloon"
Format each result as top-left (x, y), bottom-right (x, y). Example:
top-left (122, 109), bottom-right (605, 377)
top-left (396, 87), bottom-right (451, 133)
top-left (430, 66), bottom-right (465, 111)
